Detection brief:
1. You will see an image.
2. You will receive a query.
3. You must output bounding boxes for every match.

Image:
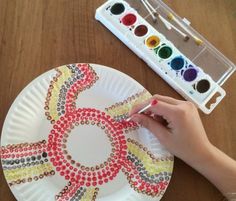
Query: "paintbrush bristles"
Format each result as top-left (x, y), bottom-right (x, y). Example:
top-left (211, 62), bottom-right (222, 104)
top-left (167, 13), bottom-right (174, 21)
top-left (184, 36), bottom-right (190, 41)
top-left (194, 37), bottom-right (203, 45)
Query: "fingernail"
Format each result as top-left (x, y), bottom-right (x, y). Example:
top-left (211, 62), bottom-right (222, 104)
top-left (151, 99), bottom-right (158, 106)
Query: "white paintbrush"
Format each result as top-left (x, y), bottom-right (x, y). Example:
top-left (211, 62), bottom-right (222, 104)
top-left (158, 14), bottom-right (189, 41)
top-left (144, 0), bottom-right (157, 14)
top-left (140, 0), bottom-right (157, 23)
top-left (126, 99), bottom-right (158, 121)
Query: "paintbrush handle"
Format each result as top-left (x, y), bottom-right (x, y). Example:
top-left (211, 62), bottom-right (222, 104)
top-left (126, 100), bottom-right (158, 121)
top-left (137, 103), bottom-right (151, 114)
top-left (158, 14), bottom-right (172, 30)
top-left (141, 0), bottom-right (157, 22)
top-left (126, 104), bottom-right (151, 121)
top-left (168, 13), bottom-right (203, 45)
top-left (144, 0), bottom-right (157, 13)
top-left (168, 20), bottom-right (189, 38)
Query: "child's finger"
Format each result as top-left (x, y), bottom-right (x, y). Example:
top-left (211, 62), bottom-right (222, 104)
top-left (153, 114), bottom-right (168, 126)
top-left (129, 99), bottom-right (151, 116)
top-left (153, 94), bottom-right (183, 105)
top-left (129, 94), bottom-right (182, 116)
top-left (130, 113), bottom-right (170, 145)
top-left (136, 100), bottom-right (177, 121)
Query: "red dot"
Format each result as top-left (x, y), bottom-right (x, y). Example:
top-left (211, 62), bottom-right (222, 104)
top-left (92, 182), bottom-right (97, 186)
top-left (50, 158), bottom-right (55, 162)
top-left (86, 182), bottom-right (91, 187)
top-left (80, 181), bottom-right (84, 186)
top-left (104, 179), bottom-right (108, 183)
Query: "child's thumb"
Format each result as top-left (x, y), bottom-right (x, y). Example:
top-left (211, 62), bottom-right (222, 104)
top-left (131, 114), bottom-right (170, 144)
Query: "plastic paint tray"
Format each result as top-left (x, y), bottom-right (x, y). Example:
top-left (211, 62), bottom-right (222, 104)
top-left (95, 0), bottom-right (236, 114)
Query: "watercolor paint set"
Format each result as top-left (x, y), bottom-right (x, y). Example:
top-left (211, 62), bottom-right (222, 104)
top-left (95, 0), bottom-right (236, 114)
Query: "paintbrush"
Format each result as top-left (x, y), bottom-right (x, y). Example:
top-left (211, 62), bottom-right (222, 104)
top-left (157, 14), bottom-right (172, 30)
top-left (140, 0), bottom-right (188, 42)
top-left (144, 0), bottom-right (157, 14)
top-left (167, 12), bottom-right (203, 45)
top-left (126, 99), bottom-right (158, 121)
top-left (157, 14), bottom-right (190, 41)
top-left (140, 0), bottom-right (157, 23)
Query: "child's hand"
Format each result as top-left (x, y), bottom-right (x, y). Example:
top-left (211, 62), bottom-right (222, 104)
top-left (129, 94), bottom-right (212, 165)
top-left (129, 94), bottom-right (236, 198)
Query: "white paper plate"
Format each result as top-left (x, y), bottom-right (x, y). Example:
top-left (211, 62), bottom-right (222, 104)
top-left (0, 63), bottom-right (173, 201)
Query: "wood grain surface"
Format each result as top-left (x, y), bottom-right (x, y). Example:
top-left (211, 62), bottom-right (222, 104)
top-left (0, 0), bottom-right (235, 200)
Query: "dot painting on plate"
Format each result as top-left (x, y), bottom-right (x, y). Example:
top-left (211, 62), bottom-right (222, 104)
top-left (0, 64), bottom-right (174, 201)
top-left (95, 0), bottom-right (227, 114)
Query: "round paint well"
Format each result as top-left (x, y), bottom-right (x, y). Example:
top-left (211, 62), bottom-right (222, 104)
top-left (183, 68), bottom-right (198, 82)
top-left (121, 13), bottom-right (137, 26)
top-left (134, 25), bottom-right (148, 37)
top-left (158, 46), bottom-right (172, 59)
top-left (170, 57), bottom-right (185, 70)
top-left (196, 79), bottom-right (210, 93)
top-left (110, 3), bottom-right (125, 15)
top-left (145, 35), bottom-right (160, 48)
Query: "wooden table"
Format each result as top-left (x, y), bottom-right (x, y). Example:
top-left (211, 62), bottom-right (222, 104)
top-left (0, 0), bottom-right (235, 200)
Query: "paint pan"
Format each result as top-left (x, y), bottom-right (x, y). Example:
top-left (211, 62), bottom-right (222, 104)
top-left (170, 56), bottom-right (185, 70)
top-left (134, 25), bottom-right (148, 37)
top-left (95, 0), bottom-right (232, 114)
top-left (157, 45), bottom-right (172, 59)
top-left (121, 13), bottom-right (137, 26)
top-left (195, 79), bottom-right (210, 93)
top-left (145, 35), bottom-right (160, 48)
top-left (183, 68), bottom-right (198, 82)
top-left (110, 3), bottom-right (125, 15)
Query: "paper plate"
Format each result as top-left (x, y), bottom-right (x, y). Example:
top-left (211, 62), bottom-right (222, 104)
top-left (0, 63), bottom-right (173, 201)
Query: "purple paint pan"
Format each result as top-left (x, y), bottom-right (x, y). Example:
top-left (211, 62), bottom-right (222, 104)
top-left (183, 68), bottom-right (198, 82)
